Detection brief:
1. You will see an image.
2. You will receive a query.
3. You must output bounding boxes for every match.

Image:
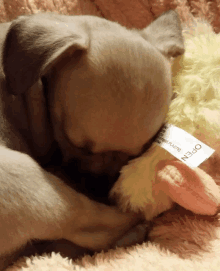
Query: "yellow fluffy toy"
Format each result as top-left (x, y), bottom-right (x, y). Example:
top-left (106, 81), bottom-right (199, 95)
top-left (110, 18), bottom-right (220, 220)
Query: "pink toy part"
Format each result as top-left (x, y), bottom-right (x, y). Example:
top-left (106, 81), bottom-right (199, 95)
top-left (155, 161), bottom-right (220, 216)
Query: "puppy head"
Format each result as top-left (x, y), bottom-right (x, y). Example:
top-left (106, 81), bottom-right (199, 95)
top-left (3, 11), bottom-right (184, 175)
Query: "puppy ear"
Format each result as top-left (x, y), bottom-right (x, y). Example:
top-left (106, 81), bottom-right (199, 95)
top-left (141, 10), bottom-right (185, 58)
top-left (3, 13), bottom-right (89, 95)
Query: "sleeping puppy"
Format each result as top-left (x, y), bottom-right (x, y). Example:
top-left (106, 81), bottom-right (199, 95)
top-left (0, 10), bottom-right (184, 270)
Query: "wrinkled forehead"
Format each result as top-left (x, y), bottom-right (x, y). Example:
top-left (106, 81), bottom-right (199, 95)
top-left (85, 33), bottom-right (171, 106)
top-left (88, 31), bottom-right (168, 80)
top-left (59, 32), bottom-right (172, 155)
top-left (83, 37), bottom-right (171, 152)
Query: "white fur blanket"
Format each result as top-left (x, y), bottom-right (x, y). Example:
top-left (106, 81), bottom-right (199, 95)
top-left (8, 243), bottom-right (220, 271)
top-left (7, 209), bottom-right (220, 270)
top-left (7, 194), bottom-right (220, 271)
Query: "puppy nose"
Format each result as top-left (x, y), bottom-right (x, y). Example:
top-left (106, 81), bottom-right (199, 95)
top-left (85, 153), bottom-right (109, 174)
top-left (80, 151), bottom-right (131, 175)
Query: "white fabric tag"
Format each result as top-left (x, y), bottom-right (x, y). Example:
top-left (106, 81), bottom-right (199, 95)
top-left (155, 124), bottom-right (215, 168)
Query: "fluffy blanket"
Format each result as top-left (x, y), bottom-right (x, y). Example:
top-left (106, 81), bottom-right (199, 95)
top-left (2, 0), bottom-right (220, 270)
top-left (1, 0), bottom-right (220, 32)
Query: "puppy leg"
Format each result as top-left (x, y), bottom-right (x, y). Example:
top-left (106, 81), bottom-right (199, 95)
top-left (0, 146), bottom-right (140, 268)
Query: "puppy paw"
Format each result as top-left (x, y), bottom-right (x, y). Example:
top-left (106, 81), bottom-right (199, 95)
top-left (113, 223), bottom-right (149, 248)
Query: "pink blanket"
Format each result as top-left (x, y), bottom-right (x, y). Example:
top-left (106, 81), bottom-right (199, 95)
top-left (1, 0), bottom-right (220, 32)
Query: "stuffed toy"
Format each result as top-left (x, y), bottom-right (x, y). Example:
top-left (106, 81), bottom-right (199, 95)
top-left (110, 18), bottom-right (220, 222)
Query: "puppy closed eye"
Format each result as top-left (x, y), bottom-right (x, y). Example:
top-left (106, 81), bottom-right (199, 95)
top-left (140, 123), bottom-right (166, 154)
